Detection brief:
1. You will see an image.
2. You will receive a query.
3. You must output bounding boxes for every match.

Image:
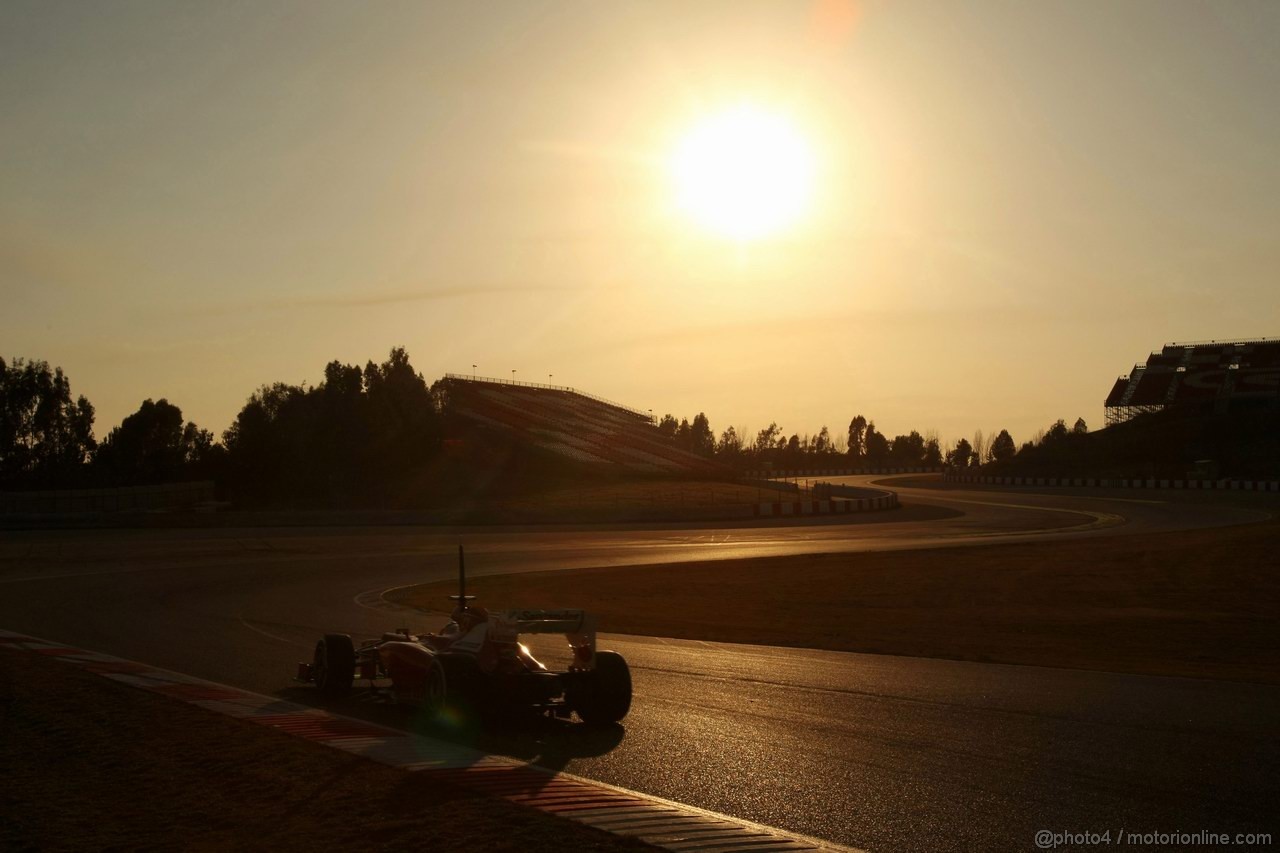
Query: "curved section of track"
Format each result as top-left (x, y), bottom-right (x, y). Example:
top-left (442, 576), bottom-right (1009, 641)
top-left (0, 477), bottom-right (1273, 851)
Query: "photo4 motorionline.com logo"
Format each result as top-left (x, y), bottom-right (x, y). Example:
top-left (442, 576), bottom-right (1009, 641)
top-left (1035, 829), bottom-right (1272, 849)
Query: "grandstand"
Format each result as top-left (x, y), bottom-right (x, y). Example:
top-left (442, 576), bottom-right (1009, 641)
top-left (437, 374), bottom-right (725, 476)
top-left (1105, 338), bottom-right (1280, 425)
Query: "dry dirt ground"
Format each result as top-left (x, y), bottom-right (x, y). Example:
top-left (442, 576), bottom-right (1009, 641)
top-left (395, 515), bottom-right (1280, 684)
top-left (0, 649), bottom-right (653, 853)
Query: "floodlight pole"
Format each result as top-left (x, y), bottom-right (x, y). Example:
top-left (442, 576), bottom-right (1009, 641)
top-left (511, 369), bottom-right (516, 384)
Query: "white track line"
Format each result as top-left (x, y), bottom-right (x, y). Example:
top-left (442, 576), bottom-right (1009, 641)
top-left (237, 616), bottom-right (308, 648)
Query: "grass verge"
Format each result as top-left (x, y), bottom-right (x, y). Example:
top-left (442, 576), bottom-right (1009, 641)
top-left (0, 650), bottom-right (653, 853)
top-left (392, 517), bottom-right (1280, 684)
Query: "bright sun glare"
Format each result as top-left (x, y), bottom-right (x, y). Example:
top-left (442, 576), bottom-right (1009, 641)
top-left (670, 103), bottom-right (816, 241)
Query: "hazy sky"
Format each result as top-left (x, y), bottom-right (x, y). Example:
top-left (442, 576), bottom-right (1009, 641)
top-left (4, 1), bottom-right (1278, 447)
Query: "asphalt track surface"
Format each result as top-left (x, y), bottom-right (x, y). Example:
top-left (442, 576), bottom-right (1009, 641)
top-left (3, 477), bottom-right (1276, 851)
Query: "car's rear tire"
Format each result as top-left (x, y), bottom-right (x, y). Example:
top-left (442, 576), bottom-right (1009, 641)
top-left (314, 634), bottom-right (355, 698)
top-left (422, 659), bottom-right (447, 716)
top-left (573, 651), bottom-right (631, 725)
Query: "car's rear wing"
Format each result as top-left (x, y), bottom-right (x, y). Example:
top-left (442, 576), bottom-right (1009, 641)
top-left (448, 547), bottom-right (598, 667)
top-left (495, 608), bottom-right (592, 635)
top-left (491, 608), bottom-right (599, 669)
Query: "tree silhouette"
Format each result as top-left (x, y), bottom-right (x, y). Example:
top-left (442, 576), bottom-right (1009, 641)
top-left (972, 429), bottom-right (988, 464)
top-left (990, 429), bottom-right (1017, 462)
top-left (675, 418), bottom-right (692, 450)
top-left (864, 422), bottom-right (890, 464)
top-left (754, 422), bottom-right (782, 454)
top-left (689, 413), bottom-right (715, 456)
top-left (717, 425), bottom-right (743, 457)
top-left (924, 435), bottom-right (943, 466)
top-left (0, 357), bottom-right (96, 487)
top-left (813, 426), bottom-right (831, 454)
top-left (95, 398), bottom-right (217, 485)
top-left (890, 430), bottom-right (926, 465)
top-left (221, 347), bottom-right (440, 506)
top-left (847, 415), bottom-right (867, 460)
top-left (1043, 419), bottom-right (1070, 446)
top-left (363, 346), bottom-right (440, 497)
top-left (946, 437), bottom-right (974, 468)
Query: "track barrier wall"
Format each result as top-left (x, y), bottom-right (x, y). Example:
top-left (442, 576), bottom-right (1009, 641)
top-left (945, 473), bottom-right (1280, 492)
top-left (0, 481), bottom-right (216, 514)
top-left (752, 497), bottom-right (898, 517)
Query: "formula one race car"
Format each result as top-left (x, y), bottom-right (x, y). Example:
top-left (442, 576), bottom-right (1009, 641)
top-left (297, 547), bottom-right (631, 725)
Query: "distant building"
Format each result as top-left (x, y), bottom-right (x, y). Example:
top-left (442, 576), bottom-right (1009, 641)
top-left (1104, 338), bottom-right (1280, 425)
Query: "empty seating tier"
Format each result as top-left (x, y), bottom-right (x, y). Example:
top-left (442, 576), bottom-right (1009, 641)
top-left (1105, 338), bottom-right (1280, 425)
top-left (440, 375), bottom-right (724, 476)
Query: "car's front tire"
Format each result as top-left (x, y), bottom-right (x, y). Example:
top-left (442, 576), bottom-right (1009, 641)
top-left (314, 634), bottom-right (355, 698)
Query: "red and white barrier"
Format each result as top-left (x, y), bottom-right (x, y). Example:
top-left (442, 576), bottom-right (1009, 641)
top-left (754, 494), bottom-right (898, 517)
top-left (745, 467), bottom-right (941, 479)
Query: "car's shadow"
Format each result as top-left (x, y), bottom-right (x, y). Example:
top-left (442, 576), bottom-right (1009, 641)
top-left (277, 684), bottom-right (626, 774)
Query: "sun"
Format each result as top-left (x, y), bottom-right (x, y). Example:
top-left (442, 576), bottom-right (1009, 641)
top-left (669, 103), bottom-right (817, 241)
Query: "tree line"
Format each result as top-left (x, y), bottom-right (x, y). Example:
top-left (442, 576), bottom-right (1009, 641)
top-left (0, 349), bottom-right (442, 506)
top-left (650, 409), bottom-right (1089, 471)
top-left (2, 350), bottom-right (1091, 504)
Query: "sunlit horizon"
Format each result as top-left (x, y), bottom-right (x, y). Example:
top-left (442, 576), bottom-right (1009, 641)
top-left (3, 1), bottom-right (1278, 448)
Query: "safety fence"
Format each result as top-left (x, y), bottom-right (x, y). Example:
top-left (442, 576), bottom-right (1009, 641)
top-left (744, 466), bottom-right (941, 479)
top-left (443, 373), bottom-right (653, 422)
top-left (944, 474), bottom-right (1280, 492)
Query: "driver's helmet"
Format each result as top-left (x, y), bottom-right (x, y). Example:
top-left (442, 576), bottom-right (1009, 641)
top-left (450, 605), bottom-right (489, 634)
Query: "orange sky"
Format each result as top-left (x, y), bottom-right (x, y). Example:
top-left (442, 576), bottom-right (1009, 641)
top-left (4, 1), bottom-right (1278, 448)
